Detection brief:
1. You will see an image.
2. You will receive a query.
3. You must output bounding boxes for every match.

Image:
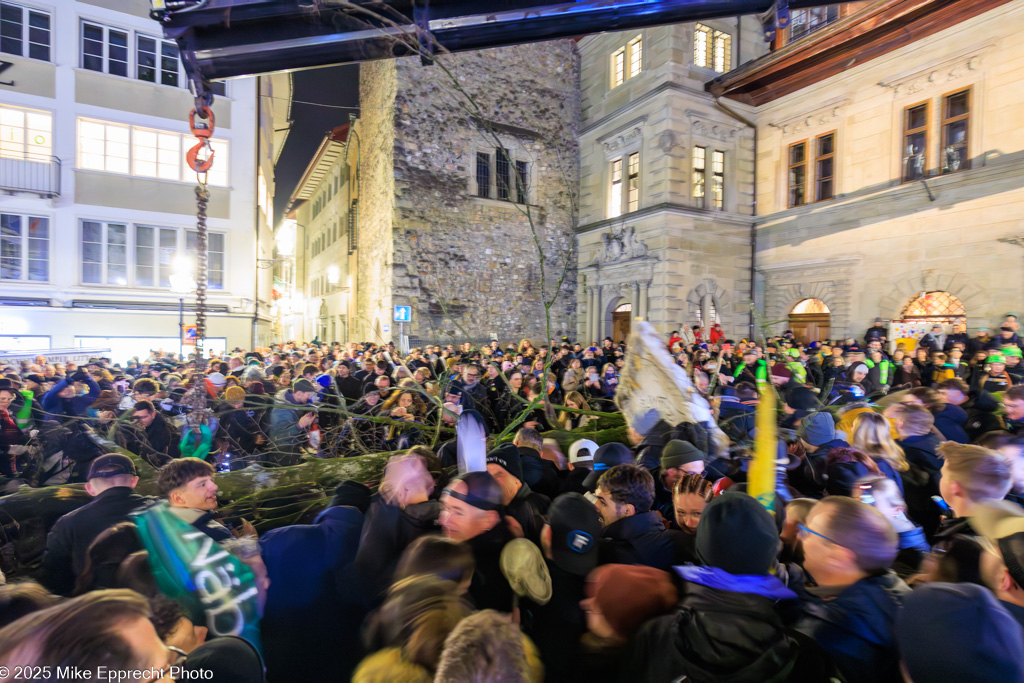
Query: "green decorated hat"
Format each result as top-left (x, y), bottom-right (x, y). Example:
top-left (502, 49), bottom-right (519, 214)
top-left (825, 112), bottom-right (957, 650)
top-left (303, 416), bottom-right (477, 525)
top-left (987, 354), bottom-right (1006, 364)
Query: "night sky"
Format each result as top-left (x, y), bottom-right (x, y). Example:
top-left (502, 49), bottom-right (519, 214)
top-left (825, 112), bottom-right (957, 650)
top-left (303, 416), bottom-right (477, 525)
top-left (273, 64), bottom-right (361, 226)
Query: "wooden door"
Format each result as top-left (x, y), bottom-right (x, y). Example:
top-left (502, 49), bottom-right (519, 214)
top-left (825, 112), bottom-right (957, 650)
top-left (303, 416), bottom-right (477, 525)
top-left (612, 311), bottom-right (631, 343)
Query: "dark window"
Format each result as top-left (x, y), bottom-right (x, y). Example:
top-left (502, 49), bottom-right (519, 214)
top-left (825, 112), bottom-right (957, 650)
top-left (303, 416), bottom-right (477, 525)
top-left (941, 90), bottom-right (969, 174)
top-left (815, 133), bottom-right (835, 201)
top-left (137, 36), bottom-right (157, 82)
top-left (475, 152), bottom-right (490, 199)
top-left (515, 159), bottom-right (528, 204)
top-left (788, 142), bottom-right (807, 207)
top-left (903, 102), bottom-right (929, 182)
top-left (0, 3), bottom-right (48, 61)
top-left (496, 148), bottom-right (511, 201)
top-left (160, 40), bottom-right (179, 87)
top-left (789, 5), bottom-right (840, 41)
top-left (0, 4), bottom-right (22, 57)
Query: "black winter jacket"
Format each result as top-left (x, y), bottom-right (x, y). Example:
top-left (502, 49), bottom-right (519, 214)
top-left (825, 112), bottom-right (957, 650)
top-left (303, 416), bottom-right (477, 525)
top-left (598, 511), bottom-right (689, 571)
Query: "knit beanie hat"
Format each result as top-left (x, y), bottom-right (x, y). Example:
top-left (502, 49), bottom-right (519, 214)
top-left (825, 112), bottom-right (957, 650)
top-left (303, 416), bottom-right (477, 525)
top-left (660, 440), bottom-right (704, 470)
top-left (586, 564), bottom-right (677, 639)
top-left (786, 386), bottom-right (818, 412)
top-left (486, 443), bottom-right (524, 482)
top-left (696, 492), bottom-right (781, 575)
top-left (799, 411), bottom-right (836, 447)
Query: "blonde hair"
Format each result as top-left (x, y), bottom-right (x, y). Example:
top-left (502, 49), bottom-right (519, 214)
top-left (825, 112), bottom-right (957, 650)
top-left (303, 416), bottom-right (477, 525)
top-left (938, 443), bottom-right (1013, 502)
top-left (557, 391), bottom-right (591, 428)
top-left (852, 411), bottom-right (908, 472)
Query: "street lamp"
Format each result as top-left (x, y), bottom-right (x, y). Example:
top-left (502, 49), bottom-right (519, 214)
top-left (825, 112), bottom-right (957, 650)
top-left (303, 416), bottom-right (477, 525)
top-left (169, 255), bottom-right (197, 362)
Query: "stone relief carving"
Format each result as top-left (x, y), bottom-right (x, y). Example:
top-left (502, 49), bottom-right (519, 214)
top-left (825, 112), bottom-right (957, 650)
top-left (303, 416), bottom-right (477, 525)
top-left (768, 101), bottom-right (848, 136)
top-left (656, 129), bottom-right (685, 155)
top-left (685, 110), bottom-right (741, 143)
top-left (604, 127), bottom-right (643, 154)
top-left (594, 225), bottom-right (649, 264)
top-left (877, 51), bottom-right (987, 97)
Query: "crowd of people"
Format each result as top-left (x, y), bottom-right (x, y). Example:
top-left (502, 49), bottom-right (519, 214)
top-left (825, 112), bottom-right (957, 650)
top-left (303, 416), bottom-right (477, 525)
top-left (0, 312), bottom-right (1023, 682)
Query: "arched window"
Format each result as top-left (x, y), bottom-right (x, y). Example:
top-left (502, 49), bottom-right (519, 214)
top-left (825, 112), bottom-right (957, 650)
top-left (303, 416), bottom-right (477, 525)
top-left (790, 298), bottom-right (830, 314)
top-left (899, 291), bottom-right (966, 324)
top-left (614, 303), bottom-right (632, 313)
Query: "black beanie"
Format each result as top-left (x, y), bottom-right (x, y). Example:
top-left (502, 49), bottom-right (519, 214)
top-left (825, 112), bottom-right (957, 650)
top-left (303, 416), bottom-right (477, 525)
top-left (329, 480), bottom-right (372, 513)
top-left (486, 443), bottom-right (524, 482)
top-left (660, 440), bottom-right (705, 470)
top-left (786, 386), bottom-right (818, 412)
top-left (696, 492), bottom-right (781, 576)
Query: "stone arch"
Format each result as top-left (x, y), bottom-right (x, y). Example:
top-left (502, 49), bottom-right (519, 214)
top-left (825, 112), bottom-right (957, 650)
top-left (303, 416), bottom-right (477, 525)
top-left (878, 269), bottom-right (987, 322)
top-left (765, 282), bottom-right (844, 338)
top-left (685, 278), bottom-right (731, 329)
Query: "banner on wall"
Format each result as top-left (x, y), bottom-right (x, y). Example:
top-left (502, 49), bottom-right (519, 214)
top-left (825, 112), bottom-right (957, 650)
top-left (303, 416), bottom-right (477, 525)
top-left (888, 321), bottom-right (933, 354)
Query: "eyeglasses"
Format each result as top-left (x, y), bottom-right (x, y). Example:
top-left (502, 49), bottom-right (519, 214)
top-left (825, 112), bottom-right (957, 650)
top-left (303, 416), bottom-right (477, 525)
top-left (797, 523), bottom-right (841, 546)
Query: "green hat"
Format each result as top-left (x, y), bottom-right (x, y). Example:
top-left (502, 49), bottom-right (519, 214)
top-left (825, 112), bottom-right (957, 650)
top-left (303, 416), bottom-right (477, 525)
top-left (787, 348), bottom-right (801, 358)
top-left (1003, 347), bottom-right (1023, 358)
top-left (987, 354), bottom-right (1006, 364)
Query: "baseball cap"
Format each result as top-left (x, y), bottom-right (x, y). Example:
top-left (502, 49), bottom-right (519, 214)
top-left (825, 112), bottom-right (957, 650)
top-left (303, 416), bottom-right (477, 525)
top-left (206, 372), bottom-right (227, 387)
top-left (87, 454), bottom-right (137, 480)
top-left (971, 500), bottom-right (1024, 587)
top-left (546, 493), bottom-right (601, 576)
top-left (583, 442), bottom-right (634, 491)
top-left (568, 439), bottom-right (599, 465)
top-left (500, 538), bottom-right (552, 605)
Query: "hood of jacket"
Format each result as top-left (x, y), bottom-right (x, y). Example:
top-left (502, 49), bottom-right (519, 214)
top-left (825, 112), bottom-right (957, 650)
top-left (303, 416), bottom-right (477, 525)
top-left (669, 581), bottom-right (801, 682)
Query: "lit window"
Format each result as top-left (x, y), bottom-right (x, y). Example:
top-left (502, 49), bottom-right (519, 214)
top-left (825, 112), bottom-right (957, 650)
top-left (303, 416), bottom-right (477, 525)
top-left (611, 47), bottom-right (625, 88)
top-left (941, 90), bottom-right (969, 174)
top-left (903, 102), bottom-right (928, 182)
top-left (788, 142), bottom-right (807, 207)
top-left (695, 24), bottom-right (731, 72)
top-left (134, 225), bottom-right (177, 287)
top-left (0, 104), bottom-right (51, 161)
top-left (77, 117), bottom-right (229, 187)
top-left (0, 2), bottom-right (50, 61)
top-left (82, 22), bottom-right (128, 77)
top-left (0, 213), bottom-right (48, 282)
top-left (815, 133), bottom-right (835, 201)
top-left (609, 158), bottom-right (623, 218)
top-left (83, 221), bottom-right (225, 288)
top-left (627, 152), bottom-right (639, 213)
top-left (900, 291), bottom-right (966, 324)
top-left (78, 119), bottom-right (130, 174)
top-left (711, 150), bottom-right (724, 210)
top-left (628, 36), bottom-right (642, 78)
top-left (692, 146), bottom-right (706, 208)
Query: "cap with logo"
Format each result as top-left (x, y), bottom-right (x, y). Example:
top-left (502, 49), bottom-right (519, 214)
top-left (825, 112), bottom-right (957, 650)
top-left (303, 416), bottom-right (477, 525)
top-left (547, 493), bottom-right (601, 576)
top-left (582, 442), bottom-right (634, 491)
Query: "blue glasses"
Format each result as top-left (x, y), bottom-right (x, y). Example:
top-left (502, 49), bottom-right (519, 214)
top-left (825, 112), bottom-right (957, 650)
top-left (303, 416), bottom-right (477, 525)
top-left (797, 523), bottom-right (841, 546)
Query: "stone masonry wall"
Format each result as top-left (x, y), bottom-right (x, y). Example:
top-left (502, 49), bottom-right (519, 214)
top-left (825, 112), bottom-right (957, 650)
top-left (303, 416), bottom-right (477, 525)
top-left (388, 41), bottom-right (580, 345)
top-left (355, 59), bottom-right (397, 343)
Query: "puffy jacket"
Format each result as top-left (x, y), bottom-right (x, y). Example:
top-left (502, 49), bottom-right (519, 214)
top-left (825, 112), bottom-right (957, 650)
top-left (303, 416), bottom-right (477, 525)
top-left (792, 569), bottom-right (910, 683)
top-left (269, 389), bottom-right (310, 464)
top-left (631, 565), bottom-right (834, 683)
top-left (598, 511), bottom-right (690, 571)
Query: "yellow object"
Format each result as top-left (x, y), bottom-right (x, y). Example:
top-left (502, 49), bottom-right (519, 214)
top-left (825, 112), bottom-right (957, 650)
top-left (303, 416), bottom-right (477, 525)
top-left (750, 365), bottom-right (777, 515)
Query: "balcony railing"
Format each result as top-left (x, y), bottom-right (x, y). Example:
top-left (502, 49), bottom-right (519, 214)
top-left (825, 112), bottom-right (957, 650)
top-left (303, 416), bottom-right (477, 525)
top-left (0, 156), bottom-right (61, 198)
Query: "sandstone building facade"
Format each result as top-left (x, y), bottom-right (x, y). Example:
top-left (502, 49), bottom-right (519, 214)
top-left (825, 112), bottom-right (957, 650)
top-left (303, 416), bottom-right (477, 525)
top-left (575, 18), bottom-right (767, 343)
top-left (711, 0), bottom-right (1022, 341)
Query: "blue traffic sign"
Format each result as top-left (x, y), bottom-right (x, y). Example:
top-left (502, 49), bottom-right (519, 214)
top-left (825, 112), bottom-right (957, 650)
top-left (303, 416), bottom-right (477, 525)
top-left (393, 305), bottom-right (412, 322)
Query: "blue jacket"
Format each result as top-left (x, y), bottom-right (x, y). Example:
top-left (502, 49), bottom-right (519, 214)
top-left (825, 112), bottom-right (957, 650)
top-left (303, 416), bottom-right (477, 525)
top-left (41, 378), bottom-right (100, 421)
top-left (793, 569), bottom-right (910, 683)
top-left (933, 403), bottom-right (969, 444)
top-left (260, 505), bottom-right (365, 680)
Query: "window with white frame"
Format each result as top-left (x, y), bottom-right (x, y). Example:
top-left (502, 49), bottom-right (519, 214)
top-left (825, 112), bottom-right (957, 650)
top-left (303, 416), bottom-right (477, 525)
top-left (610, 35), bottom-right (642, 88)
top-left (609, 158), bottom-right (622, 218)
top-left (82, 21), bottom-right (128, 77)
top-left (81, 20), bottom-right (227, 95)
top-left (0, 2), bottom-right (50, 61)
top-left (82, 220), bottom-right (225, 289)
top-left (608, 151), bottom-right (640, 217)
top-left (136, 34), bottom-right (179, 87)
top-left (1, 212), bottom-right (47, 282)
top-left (0, 104), bottom-right (51, 161)
top-left (694, 24), bottom-right (732, 73)
top-left (77, 117), bottom-right (229, 187)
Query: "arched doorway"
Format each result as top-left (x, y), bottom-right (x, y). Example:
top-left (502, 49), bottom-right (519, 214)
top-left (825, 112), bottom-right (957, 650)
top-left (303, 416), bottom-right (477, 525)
top-left (612, 302), bottom-right (632, 343)
top-left (789, 298), bottom-right (831, 344)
